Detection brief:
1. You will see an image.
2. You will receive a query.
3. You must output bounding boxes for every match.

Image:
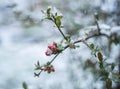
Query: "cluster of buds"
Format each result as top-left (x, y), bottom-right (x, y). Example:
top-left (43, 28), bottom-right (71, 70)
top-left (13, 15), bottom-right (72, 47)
top-left (43, 65), bottom-right (55, 73)
top-left (45, 42), bottom-right (58, 56)
top-left (34, 61), bottom-right (55, 76)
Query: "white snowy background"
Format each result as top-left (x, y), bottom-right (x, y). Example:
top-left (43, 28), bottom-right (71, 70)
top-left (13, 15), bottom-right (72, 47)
top-left (0, 0), bottom-right (120, 89)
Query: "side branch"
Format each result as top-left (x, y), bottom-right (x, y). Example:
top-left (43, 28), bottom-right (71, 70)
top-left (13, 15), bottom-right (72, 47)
top-left (74, 32), bottom-right (110, 44)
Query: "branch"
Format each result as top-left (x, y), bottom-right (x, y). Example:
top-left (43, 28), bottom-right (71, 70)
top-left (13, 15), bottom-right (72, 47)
top-left (36, 53), bottom-right (60, 76)
top-left (36, 31), bottom-right (111, 76)
top-left (94, 13), bottom-right (101, 34)
top-left (51, 15), bottom-right (67, 41)
top-left (74, 32), bottom-right (110, 44)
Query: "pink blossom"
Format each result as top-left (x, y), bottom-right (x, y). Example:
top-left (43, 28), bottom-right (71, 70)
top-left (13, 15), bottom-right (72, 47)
top-left (45, 48), bottom-right (52, 56)
top-left (45, 42), bottom-right (57, 56)
top-left (53, 42), bottom-right (57, 47)
top-left (48, 45), bottom-right (57, 51)
top-left (43, 65), bottom-right (55, 73)
top-left (45, 51), bottom-right (50, 56)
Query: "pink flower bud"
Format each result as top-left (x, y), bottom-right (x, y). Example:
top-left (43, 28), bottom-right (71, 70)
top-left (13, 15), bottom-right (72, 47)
top-left (45, 51), bottom-right (50, 56)
top-left (48, 45), bottom-right (57, 52)
top-left (50, 66), bottom-right (55, 72)
top-left (45, 49), bottom-right (52, 56)
top-left (45, 42), bottom-right (58, 56)
top-left (53, 42), bottom-right (57, 47)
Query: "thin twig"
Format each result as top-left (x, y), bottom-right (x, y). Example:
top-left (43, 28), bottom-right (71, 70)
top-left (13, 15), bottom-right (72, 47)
top-left (81, 40), bottom-right (93, 50)
top-left (95, 19), bottom-right (101, 34)
top-left (51, 15), bottom-right (67, 41)
top-left (49, 53), bottom-right (60, 64)
top-left (37, 53), bottom-right (60, 76)
top-left (74, 32), bottom-right (110, 44)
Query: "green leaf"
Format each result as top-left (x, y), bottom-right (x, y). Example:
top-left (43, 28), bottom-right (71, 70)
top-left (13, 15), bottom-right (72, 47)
top-left (112, 73), bottom-right (120, 83)
top-left (22, 82), bottom-right (28, 89)
top-left (100, 76), bottom-right (108, 81)
top-left (57, 16), bottom-right (63, 19)
top-left (56, 18), bottom-right (61, 28)
top-left (97, 52), bottom-right (103, 62)
top-left (56, 16), bottom-right (63, 28)
top-left (34, 66), bottom-right (41, 70)
top-left (34, 72), bottom-right (40, 77)
top-left (106, 78), bottom-right (112, 89)
top-left (47, 8), bottom-right (51, 18)
top-left (91, 50), bottom-right (96, 57)
top-left (69, 43), bottom-right (76, 49)
top-left (99, 61), bottom-right (104, 69)
top-left (111, 63), bottom-right (115, 71)
top-left (100, 68), bottom-right (109, 77)
top-left (37, 61), bottom-right (40, 66)
top-left (89, 43), bottom-right (94, 49)
top-left (34, 61), bottom-right (41, 70)
top-left (57, 45), bottom-right (64, 52)
top-left (91, 46), bottom-right (100, 57)
top-left (47, 8), bottom-right (51, 15)
top-left (65, 35), bottom-right (71, 42)
top-left (112, 75), bottom-right (120, 83)
top-left (55, 12), bottom-right (57, 16)
top-left (47, 62), bottom-right (50, 65)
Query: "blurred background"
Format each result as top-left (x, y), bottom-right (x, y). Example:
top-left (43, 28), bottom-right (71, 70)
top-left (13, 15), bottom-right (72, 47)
top-left (0, 0), bottom-right (120, 89)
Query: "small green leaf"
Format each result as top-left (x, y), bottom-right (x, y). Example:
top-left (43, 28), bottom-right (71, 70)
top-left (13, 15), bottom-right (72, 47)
top-left (55, 16), bottom-right (63, 28)
top-left (55, 12), bottom-right (57, 16)
top-left (89, 43), bottom-right (94, 49)
top-left (65, 35), bottom-right (71, 42)
top-left (46, 8), bottom-right (51, 18)
top-left (91, 50), bottom-right (96, 57)
top-left (34, 72), bottom-right (40, 77)
top-left (112, 73), bottom-right (120, 83)
top-left (57, 16), bottom-right (63, 19)
top-left (101, 68), bottom-right (109, 77)
top-left (34, 61), bottom-right (41, 70)
top-left (106, 78), bottom-right (112, 89)
top-left (22, 82), bottom-right (28, 89)
top-left (47, 62), bottom-right (50, 65)
top-left (69, 43), bottom-right (76, 49)
top-left (99, 61), bottom-right (103, 69)
top-left (56, 18), bottom-right (61, 28)
top-left (37, 61), bottom-right (40, 66)
top-left (100, 76), bottom-right (108, 81)
top-left (57, 45), bottom-right (64, 52)
top-left (112, 75), bottom-right (120, 83)
top-left (47, 8), bottom-right (51, 15)
top-left (97, 52), bottom-right (103, 62)
top-left (34, 66), bottom-right (41, 70)
top-left (111, 63), bottom-right (115, 71)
